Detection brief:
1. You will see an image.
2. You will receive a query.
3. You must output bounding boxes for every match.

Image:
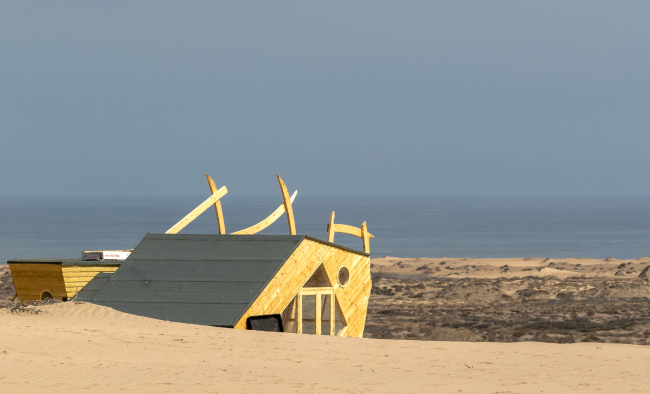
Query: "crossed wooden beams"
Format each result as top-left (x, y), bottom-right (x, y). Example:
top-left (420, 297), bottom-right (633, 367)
top-left (165, 174), bottom-right (374, 253)
top-left (165, 174), bottom-right (297, 235)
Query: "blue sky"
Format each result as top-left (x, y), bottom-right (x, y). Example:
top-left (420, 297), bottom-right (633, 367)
top-left (1, 2), bottom-right (649, 196)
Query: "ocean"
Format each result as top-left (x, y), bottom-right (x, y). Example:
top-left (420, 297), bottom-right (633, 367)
top-left (1, 196), bottom-right (649, 263)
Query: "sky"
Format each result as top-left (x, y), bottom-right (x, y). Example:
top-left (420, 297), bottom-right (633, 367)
top-left (1, 1), bottom-right (649, 197)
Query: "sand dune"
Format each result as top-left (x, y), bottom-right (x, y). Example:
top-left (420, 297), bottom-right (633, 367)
top-left (2, 259), bottom-right (650, 392)
top-left (1, 301), bottom-right (649, 393)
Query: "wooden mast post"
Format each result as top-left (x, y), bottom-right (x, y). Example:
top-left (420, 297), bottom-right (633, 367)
top-left (206, 174), bottom-right (226, 234)
top-left (361, 221), bottom-right (370, 254)
top-left (277, 175), bottom-right (296, 235)
top-left (327, 211), bottom-right (336, 243)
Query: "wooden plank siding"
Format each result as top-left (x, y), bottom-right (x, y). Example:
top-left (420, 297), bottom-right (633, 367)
top-left (62, 266), bottom-right (120, 298)
top-left (234, 238), bottom-right (371, 337)
top-left (9, 263), bottom-right (119, 302)
top-left (9, 263), bottom-right (67, 301)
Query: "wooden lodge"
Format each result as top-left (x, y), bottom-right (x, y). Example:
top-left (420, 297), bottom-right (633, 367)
top-left (80, 233), bottom-right (371, 337)
top-left (8, 174), bottom-right (375, 337)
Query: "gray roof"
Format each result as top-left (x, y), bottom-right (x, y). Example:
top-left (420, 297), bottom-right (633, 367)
top-left (7, 258), bottom-right (121, 266)
top-left (90, 233), bottom-right (306, 327)
top-left (75, 272), bottom-right (114, 301)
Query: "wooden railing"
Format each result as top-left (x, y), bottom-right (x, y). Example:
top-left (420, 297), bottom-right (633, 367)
top-left (326, 211), bottom-right (374, 254)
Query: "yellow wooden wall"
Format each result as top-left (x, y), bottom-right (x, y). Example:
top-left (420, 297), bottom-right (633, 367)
top-left (234, 239), bottom-right (371, 337)
top-left (9, 263), bottom-right (67, 302)
top-left (61, 265), bottom-right (120, 299)
top-left (9, 263), bottom-right (120, 302)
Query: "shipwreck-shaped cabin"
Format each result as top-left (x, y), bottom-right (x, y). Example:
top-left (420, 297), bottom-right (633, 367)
top-left (8, 174), bottom-right (374, 337)
top-left (82, 233), bottom-right (372, 337)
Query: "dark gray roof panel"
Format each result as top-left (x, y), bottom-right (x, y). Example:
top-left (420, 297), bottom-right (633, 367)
top-left (90, 233), bottom-right (306, 327)
top-left (93, 301), bottom-right (245, 326)
top-left (75, 273), bottom-right (113, 302)
top-left (127, 234), bottom-right (304, 261)
top-left (140, 233), bottom-right (304, 242)
top-left (7, 258), bottom-right (122, 267)
top-left (110, 260), bottom-right (289, 282)
top-left (93, 280), bottom-right (267, 304)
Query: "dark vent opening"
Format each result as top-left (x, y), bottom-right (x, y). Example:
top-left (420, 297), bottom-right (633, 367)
top-left (41, 290), bottom-right (54, 301)
top-left (247, 314), bottom-right (284, 332)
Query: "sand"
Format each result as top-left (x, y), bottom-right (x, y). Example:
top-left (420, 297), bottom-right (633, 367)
top-left (1, 301), bottom-right (649, 393)
top-left (1, 259), bottom-right (650, 392)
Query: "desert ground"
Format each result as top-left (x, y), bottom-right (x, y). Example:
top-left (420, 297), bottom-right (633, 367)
top-left (366, 256), bottom-right (650, 344)
top-left (1, 258), bottom-right (650, 392)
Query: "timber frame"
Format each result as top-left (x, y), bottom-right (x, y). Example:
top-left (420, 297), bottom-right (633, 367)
top-left (286, 288), bottom-right (337, 336)
top-left (84, 234), bottom-right (372, 337)
top-left (232, 236), bottom-right (372, 337)
top-left (9, 173), bottom-right (376, 338)
top-left (149, 174), bottom-right (375, 337)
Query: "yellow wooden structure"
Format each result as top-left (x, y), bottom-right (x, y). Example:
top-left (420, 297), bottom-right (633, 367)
top-left (233, 237), bottom-right (372, 337)
top-left (8, 173), bottom-right (375, 337)
top-left (150, 174), bottom-right (374, 336)
top-left (201, 174), bottom-right (373, 336)
top-left (8, 259), bottom-right (121, 302)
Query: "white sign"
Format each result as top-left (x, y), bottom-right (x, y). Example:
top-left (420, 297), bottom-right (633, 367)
top-left (82, 250), bottom-right (132, 261)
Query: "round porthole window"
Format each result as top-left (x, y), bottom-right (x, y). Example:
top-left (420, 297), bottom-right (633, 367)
top-left (337, 266), bottom-right (350, 287)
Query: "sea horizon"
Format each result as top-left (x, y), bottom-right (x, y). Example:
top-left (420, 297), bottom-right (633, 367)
top-left (2, 195), bottom-right (650, 263)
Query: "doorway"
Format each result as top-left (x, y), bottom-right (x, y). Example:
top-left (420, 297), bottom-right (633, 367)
top-left (282, 288), bottom-right (346, 335)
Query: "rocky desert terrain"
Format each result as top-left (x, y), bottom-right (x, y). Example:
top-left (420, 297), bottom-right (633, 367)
top-left (364, 257), bottom-right (650, 345)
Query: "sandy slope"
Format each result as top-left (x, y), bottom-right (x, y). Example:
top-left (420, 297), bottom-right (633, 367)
top-left (0, 302), bottom-right (649, 393)
top-left (2, 259), bottom-right (650, 392)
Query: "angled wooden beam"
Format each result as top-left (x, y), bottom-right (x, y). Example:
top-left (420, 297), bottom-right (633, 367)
top-left (206, 174), bottom-right (226, 234)
top-left (277, 175), bottom-right (296, 235)
top-left (165, 186), bottom-right (228, 234)
top-left (327, 211), bottom-right (336, 243)
top-left (231, 190), bottom-right (297, 235)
